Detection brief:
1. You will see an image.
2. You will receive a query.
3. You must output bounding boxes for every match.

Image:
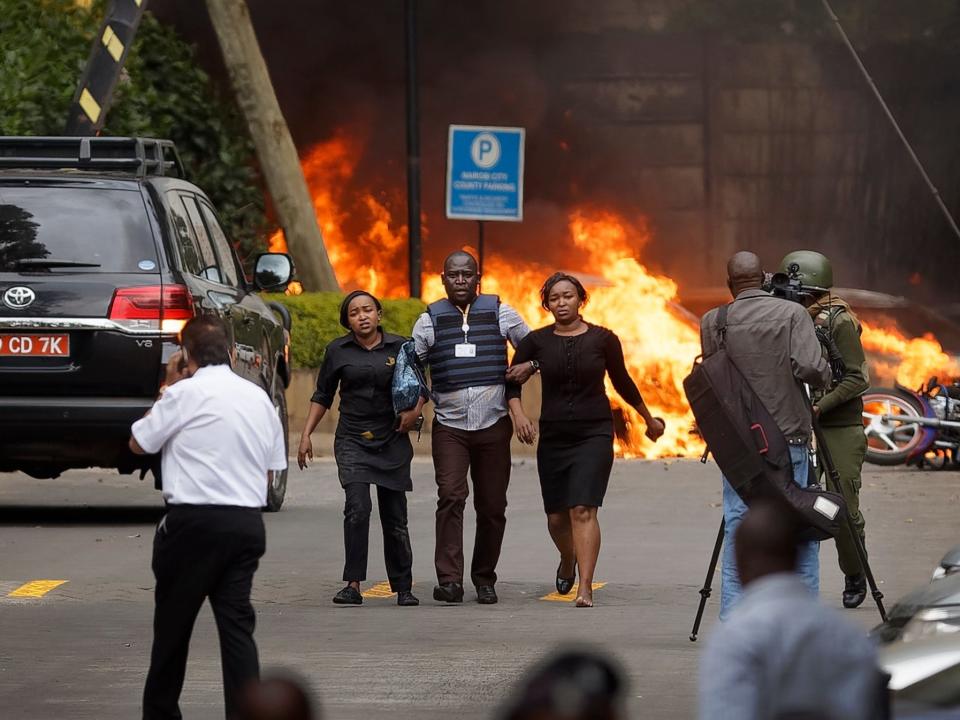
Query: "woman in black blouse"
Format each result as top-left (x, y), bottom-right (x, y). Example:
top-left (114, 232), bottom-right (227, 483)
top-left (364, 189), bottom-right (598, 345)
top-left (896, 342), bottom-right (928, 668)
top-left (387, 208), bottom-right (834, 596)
top-left (510, 273), bottom-right (665, 607)
top-left (297, 290), bottom-right (422, 607)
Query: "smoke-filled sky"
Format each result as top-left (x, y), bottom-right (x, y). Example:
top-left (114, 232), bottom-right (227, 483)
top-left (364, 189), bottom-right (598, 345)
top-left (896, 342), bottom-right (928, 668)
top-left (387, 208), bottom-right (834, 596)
top-left (149, 2), bottom-right (960, 309)
top-left (151, 1), bottom-right (655, 273)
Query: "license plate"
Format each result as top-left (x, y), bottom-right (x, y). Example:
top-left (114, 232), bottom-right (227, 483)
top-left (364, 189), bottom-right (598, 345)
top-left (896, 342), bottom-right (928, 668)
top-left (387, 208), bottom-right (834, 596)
top-left (0, 334), bottom-right (70, 357)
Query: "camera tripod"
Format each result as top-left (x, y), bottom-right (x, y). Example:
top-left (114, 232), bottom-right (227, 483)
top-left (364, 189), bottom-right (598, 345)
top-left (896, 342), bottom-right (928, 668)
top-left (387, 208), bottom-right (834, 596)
top-left (688, 413), bottom-right (887, 642)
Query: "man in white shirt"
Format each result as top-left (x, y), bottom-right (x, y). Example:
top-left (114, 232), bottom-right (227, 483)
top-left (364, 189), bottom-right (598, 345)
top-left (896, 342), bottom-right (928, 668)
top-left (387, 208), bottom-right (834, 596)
top-left (698, 499), bottom-right (887, 720)
top-left (130, 317), bottom-right (287, 720)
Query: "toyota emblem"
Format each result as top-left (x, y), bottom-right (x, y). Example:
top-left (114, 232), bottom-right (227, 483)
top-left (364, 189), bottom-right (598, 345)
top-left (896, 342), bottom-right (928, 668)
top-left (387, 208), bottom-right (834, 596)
top-left (3, 286), bottom-right (36, 310)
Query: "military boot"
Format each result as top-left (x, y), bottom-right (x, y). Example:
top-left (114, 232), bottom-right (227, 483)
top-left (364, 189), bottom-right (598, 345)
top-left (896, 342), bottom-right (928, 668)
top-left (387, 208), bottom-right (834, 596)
top-left (842, 574), bottom-right (867, 608)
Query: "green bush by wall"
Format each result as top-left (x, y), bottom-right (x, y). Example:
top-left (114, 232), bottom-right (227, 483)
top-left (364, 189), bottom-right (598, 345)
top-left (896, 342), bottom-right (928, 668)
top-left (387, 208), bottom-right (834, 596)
top-left (269, 293), bottom-right (426, 369)
top-left (0, 0), bottom-right (272, 264)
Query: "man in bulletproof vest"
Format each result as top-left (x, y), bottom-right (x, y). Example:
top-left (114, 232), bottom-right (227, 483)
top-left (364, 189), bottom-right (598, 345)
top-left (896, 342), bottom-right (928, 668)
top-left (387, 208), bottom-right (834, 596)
top-left (412, 251), bottom-right (536, 605)
top-left (700, 251), bottom-right (831, 619)
top-left (778, 250), bottom-right (871, 609)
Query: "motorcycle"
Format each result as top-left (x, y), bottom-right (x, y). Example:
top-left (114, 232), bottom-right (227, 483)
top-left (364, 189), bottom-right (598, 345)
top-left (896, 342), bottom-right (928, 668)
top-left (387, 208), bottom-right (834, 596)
top-left (863, 377), bottom-right (960, 468)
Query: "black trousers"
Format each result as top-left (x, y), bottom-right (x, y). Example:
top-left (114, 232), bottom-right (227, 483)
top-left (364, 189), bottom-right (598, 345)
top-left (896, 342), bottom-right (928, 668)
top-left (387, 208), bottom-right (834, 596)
top-left (343, 482), bottom-right (413, 591)
top-left (143, 505), bottom-right (265, 720)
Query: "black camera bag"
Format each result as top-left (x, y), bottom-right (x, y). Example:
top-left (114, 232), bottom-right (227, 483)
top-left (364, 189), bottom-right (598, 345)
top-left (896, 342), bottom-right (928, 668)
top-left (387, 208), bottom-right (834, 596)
top-left (683, 303), bottom-right (846, 541)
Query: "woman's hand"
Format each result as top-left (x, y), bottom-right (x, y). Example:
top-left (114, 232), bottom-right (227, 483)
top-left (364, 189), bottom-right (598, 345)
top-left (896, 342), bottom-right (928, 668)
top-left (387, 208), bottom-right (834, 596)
top-left (297, 434), bottom-right (314, 470)
top-left (396, 408), bottom-right (421, 433)
top-left (513, 412), bottom-right (537, 445)
top-left (645, 416), bottom-right (666, 442)
top-left (505, 361), bottom-right (537, 385)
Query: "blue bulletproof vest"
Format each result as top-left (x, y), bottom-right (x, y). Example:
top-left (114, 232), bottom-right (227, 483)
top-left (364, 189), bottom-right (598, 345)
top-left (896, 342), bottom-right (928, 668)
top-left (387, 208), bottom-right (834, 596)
top-left (427, 294), bottom-right (508, 393)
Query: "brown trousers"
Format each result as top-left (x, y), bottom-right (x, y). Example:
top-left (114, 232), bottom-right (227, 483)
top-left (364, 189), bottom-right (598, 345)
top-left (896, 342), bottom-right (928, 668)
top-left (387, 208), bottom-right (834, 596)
top-left (432, 415), bottom-right (512, 587)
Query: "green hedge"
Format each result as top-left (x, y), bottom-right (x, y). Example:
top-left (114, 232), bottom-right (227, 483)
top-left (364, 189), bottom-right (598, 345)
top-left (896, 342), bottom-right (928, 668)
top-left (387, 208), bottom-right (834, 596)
top-left (0, 0), bottom-right (272, 263)
top-left (269, 293), bottom-right (426, 369)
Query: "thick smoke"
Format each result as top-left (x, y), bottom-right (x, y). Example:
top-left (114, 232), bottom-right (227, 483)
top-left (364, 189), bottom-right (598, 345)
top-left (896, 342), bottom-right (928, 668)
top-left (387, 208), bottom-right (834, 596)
top-left (151, 0), bottom-right (654, 277)
top-left (152, 1), bottom-right (960, 309)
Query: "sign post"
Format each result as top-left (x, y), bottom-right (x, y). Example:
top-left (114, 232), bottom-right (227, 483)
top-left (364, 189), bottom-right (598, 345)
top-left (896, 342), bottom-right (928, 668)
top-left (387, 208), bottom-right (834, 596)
top-left (446, 125), bottom-right (525, 272)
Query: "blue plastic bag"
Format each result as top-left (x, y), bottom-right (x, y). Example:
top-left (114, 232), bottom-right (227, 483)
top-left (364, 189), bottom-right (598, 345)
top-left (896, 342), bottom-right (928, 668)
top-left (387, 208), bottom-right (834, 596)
top-left (392, 340), bottom-right (428, 414)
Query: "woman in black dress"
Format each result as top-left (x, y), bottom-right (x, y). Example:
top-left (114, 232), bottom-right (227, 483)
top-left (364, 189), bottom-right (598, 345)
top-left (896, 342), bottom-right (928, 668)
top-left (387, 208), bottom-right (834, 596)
top-left (297, 290), bottom-right (423, 607)
top-left (510, 273), bottom-right (665, 607)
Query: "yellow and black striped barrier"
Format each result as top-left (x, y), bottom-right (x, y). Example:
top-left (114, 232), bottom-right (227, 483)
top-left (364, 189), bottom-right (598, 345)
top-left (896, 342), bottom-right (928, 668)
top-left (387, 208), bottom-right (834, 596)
top-left (65, 0), bottom-right (148, 135)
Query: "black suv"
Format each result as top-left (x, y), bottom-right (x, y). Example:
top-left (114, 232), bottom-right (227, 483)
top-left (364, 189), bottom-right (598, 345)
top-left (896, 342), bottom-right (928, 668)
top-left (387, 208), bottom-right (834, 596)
top-left (0, 137), bottom-right (294, 510)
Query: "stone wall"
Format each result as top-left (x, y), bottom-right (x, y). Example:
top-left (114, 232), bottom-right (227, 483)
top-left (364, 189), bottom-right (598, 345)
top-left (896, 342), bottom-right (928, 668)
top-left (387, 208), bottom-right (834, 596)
top-left (552, 21), bottom-right (954, 299)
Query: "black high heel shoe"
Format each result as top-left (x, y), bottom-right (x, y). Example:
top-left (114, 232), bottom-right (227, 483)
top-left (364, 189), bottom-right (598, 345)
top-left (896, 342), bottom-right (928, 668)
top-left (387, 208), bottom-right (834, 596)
top-left (556, 562), bottom-right (576, 595)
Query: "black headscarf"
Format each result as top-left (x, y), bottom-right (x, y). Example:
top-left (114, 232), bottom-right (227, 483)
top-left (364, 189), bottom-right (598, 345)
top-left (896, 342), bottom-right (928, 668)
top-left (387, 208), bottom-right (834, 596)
top-left (339, 290), bottom-right (382, 329)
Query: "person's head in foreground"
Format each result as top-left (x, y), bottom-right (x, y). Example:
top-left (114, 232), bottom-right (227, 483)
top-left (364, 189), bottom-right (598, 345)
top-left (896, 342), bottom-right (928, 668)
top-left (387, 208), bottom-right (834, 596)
top-left (238, 673), bottom-right (317, 720)
top-left (500, 648), bottom-right (626, 720)
top-left (734, 497), bottom-right (802, 588)
top-left (179, 316), bottom-right (232, 371)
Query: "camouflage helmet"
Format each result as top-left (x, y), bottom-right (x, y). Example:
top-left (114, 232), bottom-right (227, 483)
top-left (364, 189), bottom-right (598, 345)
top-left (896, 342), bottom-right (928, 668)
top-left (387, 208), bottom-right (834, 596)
top-left (779, 250), bottom-right (833, 291)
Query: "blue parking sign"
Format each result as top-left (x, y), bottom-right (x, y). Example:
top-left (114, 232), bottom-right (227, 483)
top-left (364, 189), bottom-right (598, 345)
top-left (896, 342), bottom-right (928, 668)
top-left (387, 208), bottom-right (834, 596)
top-left (446, 125), bottom-right (525, 221)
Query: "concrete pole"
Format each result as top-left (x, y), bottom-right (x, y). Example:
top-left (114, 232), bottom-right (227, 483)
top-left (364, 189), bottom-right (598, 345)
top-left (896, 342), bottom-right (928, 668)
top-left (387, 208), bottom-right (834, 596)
top-left (404, 0), bottom-right (422, 299)
top-left (205, 0), bottom-right (339, 292)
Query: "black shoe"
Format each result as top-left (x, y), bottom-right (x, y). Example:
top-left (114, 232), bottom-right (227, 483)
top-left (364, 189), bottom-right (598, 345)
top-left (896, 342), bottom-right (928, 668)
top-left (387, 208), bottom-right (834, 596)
top-left (333, 585), bottom-right (363, 605)
top-left (556, 562), bottom-right (576, 596)
top-left (842, 574), bottom-right (867, 609)
top-left (476, 585), bottom-right (498, 604)
top-left (397, 590), bottom-right (420, 606)
top-left (433, 582), bottom-right (464, 603)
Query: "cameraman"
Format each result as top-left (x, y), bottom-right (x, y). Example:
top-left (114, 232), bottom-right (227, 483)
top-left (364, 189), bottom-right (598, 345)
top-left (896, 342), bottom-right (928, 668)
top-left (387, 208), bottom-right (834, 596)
top-left (778, 251), bottom-right (871, 609)
top-left (700, 251), bottom-right (831, 619)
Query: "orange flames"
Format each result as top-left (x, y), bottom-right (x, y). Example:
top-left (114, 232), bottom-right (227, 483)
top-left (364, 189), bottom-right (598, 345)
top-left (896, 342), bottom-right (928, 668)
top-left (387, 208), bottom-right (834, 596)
top-left (421, 212), bottom-right (704, 458)
top-left (268, 135), bottom-right (408, 297)
top-left (270, 136), bottom-right (959, 456)
top-left (269, 138), bottom-right (702, 456)
top-left (861, 323), bottom-right (960, 390)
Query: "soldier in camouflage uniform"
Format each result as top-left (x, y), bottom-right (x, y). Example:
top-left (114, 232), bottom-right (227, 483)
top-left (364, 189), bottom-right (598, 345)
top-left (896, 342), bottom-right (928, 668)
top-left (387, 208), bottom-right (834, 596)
top-left (779, 251), bottom-right (871, 608)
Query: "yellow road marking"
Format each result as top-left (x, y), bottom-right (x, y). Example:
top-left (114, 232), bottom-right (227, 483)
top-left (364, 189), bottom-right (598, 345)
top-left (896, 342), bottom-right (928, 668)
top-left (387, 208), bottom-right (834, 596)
top-left (540, 582), bottom-right (606, 602)
top-left (361, 581), bottom-right (395, 599)
top-left (8, 580), bottom-right (68, 598)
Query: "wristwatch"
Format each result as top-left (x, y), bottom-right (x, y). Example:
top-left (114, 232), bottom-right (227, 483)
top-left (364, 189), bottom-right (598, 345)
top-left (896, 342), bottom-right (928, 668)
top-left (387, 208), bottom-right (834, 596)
top-left (529, 360), bottom-right (540, 372)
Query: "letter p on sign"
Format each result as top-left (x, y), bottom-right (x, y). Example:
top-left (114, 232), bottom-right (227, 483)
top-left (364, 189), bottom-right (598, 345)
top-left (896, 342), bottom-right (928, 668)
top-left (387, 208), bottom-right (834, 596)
top-left (471, 132), bottom-right (501, 169)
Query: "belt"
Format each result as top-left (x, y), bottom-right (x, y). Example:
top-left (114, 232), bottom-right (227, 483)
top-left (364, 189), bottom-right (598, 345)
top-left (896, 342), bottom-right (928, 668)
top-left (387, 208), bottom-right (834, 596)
top-left (786, 435), bottom-right (810, 446)
top-left (165, 503), bottom-right (261, 512)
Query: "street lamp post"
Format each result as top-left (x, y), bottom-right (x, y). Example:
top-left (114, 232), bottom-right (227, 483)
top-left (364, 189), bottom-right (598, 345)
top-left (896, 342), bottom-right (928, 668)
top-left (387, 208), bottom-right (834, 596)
top-left (404, 0), bottom-right (423, 299)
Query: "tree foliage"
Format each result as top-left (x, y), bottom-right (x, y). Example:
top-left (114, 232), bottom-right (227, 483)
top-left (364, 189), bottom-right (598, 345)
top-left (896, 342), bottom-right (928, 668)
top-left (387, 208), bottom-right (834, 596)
top-left (0, 0), bottom-right (271, 262)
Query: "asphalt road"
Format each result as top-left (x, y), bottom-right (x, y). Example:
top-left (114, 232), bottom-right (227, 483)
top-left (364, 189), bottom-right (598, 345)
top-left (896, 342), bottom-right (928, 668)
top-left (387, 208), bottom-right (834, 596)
top-left (1, 455), bottom-right (958, 719)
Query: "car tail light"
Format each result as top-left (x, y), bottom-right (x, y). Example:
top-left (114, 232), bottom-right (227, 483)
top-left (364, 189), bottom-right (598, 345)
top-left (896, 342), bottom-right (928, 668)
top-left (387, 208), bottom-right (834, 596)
top-left (108, 285), bottom-right (194, 333)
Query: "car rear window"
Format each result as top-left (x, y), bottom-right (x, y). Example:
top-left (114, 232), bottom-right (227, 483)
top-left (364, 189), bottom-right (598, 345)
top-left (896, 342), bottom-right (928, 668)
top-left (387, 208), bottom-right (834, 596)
top-left (0, 185), bottom-right (158, 273)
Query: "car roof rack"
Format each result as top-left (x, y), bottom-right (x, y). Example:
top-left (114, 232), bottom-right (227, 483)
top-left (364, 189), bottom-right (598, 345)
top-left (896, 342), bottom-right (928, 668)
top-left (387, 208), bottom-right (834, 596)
top-left (0, 136), bottom-right (186, 178)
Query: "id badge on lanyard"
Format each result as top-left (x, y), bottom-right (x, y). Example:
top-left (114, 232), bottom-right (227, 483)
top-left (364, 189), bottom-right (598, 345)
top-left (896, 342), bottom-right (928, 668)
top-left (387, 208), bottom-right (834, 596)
top-left (455, 303), bottom-right (477, 358)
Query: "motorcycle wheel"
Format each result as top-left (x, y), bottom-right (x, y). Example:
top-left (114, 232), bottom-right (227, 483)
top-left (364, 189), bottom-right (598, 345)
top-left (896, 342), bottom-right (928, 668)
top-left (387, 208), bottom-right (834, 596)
top-left (862, 388), bottom-right (926, 466)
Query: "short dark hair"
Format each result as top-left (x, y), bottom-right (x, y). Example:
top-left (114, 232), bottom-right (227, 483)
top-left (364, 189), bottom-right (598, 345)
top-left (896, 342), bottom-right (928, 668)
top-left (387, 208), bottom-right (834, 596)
top-left (540, 272), bottom-right (588, 310)
top-left (734, 497), bottom-right (802, 575)
top-left (180, 317), bottom-right (231, 367)
top-left (238, 672), bottom-right (317, 720)
top-left (338, 290), bottom-right (382, 329)
top-left (443, 250), bottom-right (479, 272)
top-left (501, 649), bottom-right (625, 720)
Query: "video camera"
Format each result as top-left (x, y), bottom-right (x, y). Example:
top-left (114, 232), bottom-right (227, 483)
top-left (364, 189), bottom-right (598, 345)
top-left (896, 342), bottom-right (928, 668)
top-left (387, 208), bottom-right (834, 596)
top-left (763, 263), bottom-right (845, 383)
top-left (762, 262), bottom-right (816, 304)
